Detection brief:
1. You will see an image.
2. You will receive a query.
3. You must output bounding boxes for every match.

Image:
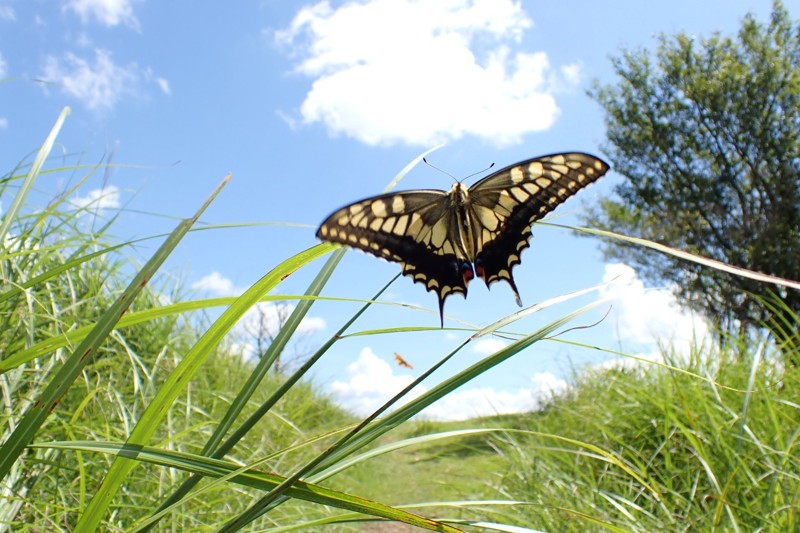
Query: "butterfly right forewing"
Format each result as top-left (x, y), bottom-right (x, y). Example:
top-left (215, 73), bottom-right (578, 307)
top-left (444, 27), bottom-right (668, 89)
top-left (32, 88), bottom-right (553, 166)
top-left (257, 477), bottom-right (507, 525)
top-left (467, 153), bottom-right (610, 303)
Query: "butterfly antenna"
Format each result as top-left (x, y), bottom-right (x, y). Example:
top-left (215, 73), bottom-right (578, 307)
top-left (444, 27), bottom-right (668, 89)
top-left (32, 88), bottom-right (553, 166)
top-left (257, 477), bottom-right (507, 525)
top-left (423, 157), bottom-right (459, 183)
top-left (423, 158), bottom-right (496, 184)
top-left (464, 162), bottom-right (494, 182)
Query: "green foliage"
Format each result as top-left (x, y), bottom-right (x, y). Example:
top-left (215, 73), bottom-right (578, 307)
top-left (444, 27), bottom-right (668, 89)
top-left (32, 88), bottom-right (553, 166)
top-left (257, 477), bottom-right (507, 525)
top-left (496, 343), bottom-right (800, 531)
top-left (588, 1), bottom-right (800, 335)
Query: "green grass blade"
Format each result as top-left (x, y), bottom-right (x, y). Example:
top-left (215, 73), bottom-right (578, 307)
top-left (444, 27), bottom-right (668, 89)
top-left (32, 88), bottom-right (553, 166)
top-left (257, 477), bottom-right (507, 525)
top-left (563, 224), bottom-right (800, 291)
top-left (0, 174), bottom-right (228, 483)
top-left (0, 107), bottom-right (70, 245)
top-left (73, 241), bottom-right (330, 531)
top-left (39, 441), bottom-right (462, 533)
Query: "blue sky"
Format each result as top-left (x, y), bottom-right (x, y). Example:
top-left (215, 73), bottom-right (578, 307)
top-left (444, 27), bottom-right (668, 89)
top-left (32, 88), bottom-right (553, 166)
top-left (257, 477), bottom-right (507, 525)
top-left (0, 0), bottom-right (784, 420)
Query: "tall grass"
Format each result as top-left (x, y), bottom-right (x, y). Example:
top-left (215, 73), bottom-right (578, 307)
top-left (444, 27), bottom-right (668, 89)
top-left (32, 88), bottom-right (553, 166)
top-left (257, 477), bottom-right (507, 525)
top-left (494, 339), bottom-right (800, 531)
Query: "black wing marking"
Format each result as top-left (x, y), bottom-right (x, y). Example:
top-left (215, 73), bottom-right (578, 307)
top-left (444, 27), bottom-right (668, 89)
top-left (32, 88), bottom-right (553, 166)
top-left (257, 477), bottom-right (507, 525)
top-left (316, 190), bottom-right (473, 325)
top-left (467, 152), bottom-right (610, 304)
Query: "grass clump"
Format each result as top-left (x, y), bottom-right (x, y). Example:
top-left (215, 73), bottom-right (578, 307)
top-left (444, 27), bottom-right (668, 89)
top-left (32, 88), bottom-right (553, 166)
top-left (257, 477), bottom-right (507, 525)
top-left (495, 340), bottom-right (800, 531)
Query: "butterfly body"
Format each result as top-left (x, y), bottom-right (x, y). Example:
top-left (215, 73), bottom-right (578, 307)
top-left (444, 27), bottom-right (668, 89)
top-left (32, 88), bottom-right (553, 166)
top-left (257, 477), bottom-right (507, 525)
top-left (317, 152), bottom-right (610, 326)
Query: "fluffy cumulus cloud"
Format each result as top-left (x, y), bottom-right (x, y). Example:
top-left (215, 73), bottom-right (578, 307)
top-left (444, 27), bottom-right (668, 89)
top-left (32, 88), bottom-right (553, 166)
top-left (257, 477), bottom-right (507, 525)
top-left (331, 347), bottom-right (418, 414)
top-left (192, 271), bottom-right (239, 297)
top-left (70, 185), bottom-right (121, 212)
top-left (64, 0), bottom-right (139, 29)
top-left (41, 49), bottom-right (137, 111)
top-left (277, 0), bottom-right (579, 147)
top-left (599, 263), bottom-right (710, 355)
top-left (471, 337), bottom-right (508, 355)
top-left (40, 48), bottom-right (167, 111)
top-left (330, 347), bottom-right (568, 420)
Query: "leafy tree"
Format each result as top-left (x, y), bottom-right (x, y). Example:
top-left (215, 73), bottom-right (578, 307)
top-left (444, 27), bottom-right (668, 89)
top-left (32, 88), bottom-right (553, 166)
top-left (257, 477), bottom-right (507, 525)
top-left (588, 2), bottom-right (800, 340)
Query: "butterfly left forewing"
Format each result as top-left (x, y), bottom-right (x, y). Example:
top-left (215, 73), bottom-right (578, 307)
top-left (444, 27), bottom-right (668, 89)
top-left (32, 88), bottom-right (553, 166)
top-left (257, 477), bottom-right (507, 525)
top-left (316, 190), bottom-right (471, 325)
top-left (467, 152), bottom-right (610, 304)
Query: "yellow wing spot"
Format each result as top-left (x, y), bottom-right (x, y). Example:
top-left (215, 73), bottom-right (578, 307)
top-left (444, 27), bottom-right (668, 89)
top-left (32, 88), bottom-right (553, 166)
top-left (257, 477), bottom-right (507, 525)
top-left (370, 218), bottom-right (383, 231)
top-left (510, 187), bottom-right (530, 202)
top-left (329, 227), bottom-right (339, 238)
top-left (558, 187), bottom-right (568, 196)
top-left (393, 214), bottom-right (409, 235)
top-left (527, 162), bottom-right (544, 175)
top-left (535, 177), bottom-right (552, 188)
top-left (496, 191), bottom-right (516, 214)
top-left (357, 217), bottom-right (369, 228)
top-left (498, 268), bottom-right (510, 280)
top-left (370, 242), bottom-right (380, 250)
top-left (350, 211), bottom-right (365, 226)
top-left (522, 182), bottom-right (540, 195)
top-left (371, 200), bottom-right (388, 217)
top-left (427, 279), bottom-right (440, 289)
top-left (407, 213), bottom-right (424, 237)
top-left (359, 237), bottom-right (370, 247)
top-left (349, 204), bottom-right (365, 214)
top-left (475, 206), bottom-right (499, 230)
top-left (430, 219), bottom-right (448, 248)
top-left (381, 218), bottom-right (396, 233)
top-left (441, 241), bottom-right (455, 255)
top-left (510, 166), bottom-right (526, 184)
top-left (391, 196), bottom-right (405, 212)
top-left (550, 164), bottom-right (570, 175)
top-left (550, 155), bottom-right (566, 164)
top-left (348, 234), bottom-right (358, 243)
top-left (319, 226), bottom-right (329, 236)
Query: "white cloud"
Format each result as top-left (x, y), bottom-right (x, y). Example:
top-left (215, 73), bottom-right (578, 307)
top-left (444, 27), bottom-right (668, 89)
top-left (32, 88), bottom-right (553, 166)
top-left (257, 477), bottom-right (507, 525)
top-left (422, 371), bottom-right (567, 421)
top-left (41, 49), bottom-right (140, 111)
top-left (0, 5), bottom-right (15, 21)
top-left (331, 347), bottom-right (418, 414)
top-left (70, 185), bottom-right (121, 212)
top-left (600, 263), bottom-right (709, 352)
top-left (330, 347), bottom-right (567, 421)
top-left (64, 0), bottom-right (139, 29)
top-left (471, 337), bottom-right (508, 355)
top-left (156, 77), bottom-right (171, 95)
top-left (277, 0), bottom-right (579, 147)
top-left (192, 271), bottom-right (239, 296)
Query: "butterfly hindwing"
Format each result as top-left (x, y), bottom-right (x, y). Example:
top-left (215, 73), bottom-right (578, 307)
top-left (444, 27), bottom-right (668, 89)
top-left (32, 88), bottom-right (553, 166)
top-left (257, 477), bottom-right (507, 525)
top-left (467, 153), bottom-right (610, 303)
top-left (316, 152), bottom-right (609, 326)
top-left (316, 190), bottom-right (473, 324)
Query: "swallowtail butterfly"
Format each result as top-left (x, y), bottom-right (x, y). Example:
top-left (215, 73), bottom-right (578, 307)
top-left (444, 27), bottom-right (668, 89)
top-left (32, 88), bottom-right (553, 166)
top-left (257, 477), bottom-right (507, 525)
top-left (317, 152), bottom-right (609, 326)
